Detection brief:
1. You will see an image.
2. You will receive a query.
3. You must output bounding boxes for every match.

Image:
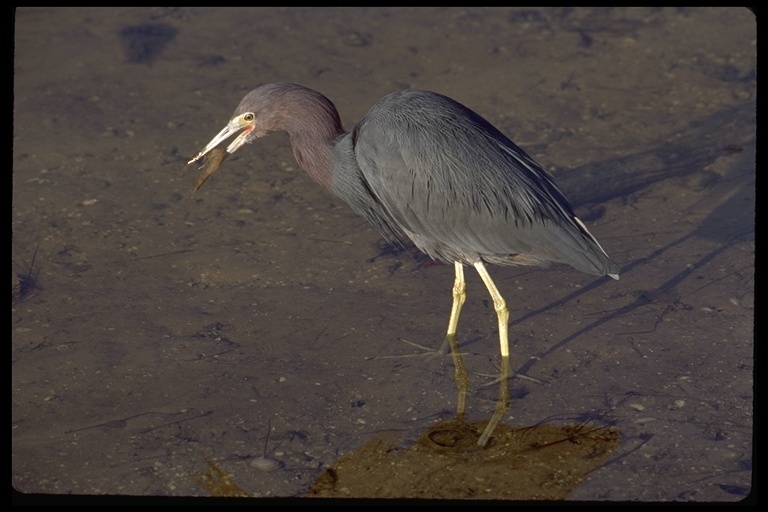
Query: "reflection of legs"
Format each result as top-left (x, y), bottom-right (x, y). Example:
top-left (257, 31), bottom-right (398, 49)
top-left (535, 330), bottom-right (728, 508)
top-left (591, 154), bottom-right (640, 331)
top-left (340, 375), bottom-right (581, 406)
top-left (444, 262), bottom-right (469, 421)
top-left (473, 261), bottom-right (511, 447)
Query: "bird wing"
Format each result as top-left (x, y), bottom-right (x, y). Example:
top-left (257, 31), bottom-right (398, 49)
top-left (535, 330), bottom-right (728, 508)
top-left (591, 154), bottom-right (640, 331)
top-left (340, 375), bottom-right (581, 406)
top-left (352, 90), bottom-right (615, 275)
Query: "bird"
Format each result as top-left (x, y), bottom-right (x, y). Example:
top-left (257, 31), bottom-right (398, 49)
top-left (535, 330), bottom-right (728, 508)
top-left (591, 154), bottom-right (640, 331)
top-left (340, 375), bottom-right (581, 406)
top-left (186, 82), bottom-right (619, 447)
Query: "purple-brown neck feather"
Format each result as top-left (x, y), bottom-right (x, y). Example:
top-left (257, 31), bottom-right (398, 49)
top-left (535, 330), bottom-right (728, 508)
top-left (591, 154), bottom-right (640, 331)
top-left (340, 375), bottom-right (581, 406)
top-left (245, 83), bottom-right (344, 190)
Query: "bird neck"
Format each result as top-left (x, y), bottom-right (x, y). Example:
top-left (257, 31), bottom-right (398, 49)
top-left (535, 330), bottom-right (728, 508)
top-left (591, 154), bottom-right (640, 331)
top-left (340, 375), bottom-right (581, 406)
top-left (289, 130), bottom-right (341, 191)
top-left (280, 89), bottom-right (345, 191)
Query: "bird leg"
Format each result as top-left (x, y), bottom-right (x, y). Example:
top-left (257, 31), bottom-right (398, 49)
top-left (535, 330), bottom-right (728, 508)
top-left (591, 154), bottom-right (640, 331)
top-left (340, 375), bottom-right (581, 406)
top-left (442, 262), bottom-right (470, 422)
top-left (473, 261), bottom-right (511, 447)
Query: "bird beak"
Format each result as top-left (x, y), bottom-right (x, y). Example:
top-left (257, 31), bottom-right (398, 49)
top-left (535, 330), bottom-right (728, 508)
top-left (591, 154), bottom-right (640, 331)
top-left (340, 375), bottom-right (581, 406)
top-left (188, 116), bottom-right (254, 165)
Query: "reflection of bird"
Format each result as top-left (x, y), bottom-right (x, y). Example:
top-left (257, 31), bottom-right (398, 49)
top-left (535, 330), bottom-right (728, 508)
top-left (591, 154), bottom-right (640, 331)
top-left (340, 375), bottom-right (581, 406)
top-left (188, 82), bottom-right (620, 446)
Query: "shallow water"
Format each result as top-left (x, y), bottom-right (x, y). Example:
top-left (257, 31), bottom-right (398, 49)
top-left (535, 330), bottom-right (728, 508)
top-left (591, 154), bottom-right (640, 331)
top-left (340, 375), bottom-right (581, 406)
top-left (13, 7), bottom-right (754, 501)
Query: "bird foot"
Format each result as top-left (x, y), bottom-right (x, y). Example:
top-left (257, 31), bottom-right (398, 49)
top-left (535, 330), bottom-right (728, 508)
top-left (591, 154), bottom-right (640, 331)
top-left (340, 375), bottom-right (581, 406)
top-left (476, 362), bottom-right (545, 387)
top-left (365, 337), bottom-right (467, 361)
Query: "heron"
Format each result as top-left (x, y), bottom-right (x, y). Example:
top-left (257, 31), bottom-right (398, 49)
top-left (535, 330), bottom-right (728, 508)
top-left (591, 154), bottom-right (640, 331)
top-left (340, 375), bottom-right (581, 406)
top-left (186, 82), bottom-right (619, 447)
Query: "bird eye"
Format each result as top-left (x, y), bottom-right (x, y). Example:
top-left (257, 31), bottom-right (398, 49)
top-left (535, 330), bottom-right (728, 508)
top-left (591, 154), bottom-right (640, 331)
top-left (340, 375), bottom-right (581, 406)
top-left (243, 113), bottom-right (255, 122)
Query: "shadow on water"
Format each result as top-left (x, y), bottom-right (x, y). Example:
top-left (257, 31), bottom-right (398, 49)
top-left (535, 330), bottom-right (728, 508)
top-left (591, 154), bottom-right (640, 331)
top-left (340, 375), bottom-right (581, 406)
top-left (562, 102), bottom-right (754, 213)
top-left (481, 103), bottom-right (755, 375)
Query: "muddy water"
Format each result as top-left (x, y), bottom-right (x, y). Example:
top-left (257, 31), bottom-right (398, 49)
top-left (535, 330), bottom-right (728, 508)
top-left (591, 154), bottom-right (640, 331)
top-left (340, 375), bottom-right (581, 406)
top-left (13, 7), bottom-right (754, 501)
